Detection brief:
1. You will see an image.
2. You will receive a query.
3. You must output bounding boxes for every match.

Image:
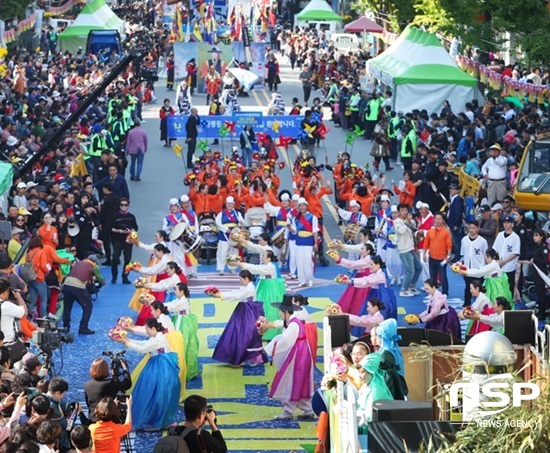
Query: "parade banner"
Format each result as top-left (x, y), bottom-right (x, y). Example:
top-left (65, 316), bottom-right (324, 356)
top-left (167, 114), bottom-right (305, 139)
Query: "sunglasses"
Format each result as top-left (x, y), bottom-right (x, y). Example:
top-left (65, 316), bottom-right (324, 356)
top-left (120, 203), bottom-right (129, 207)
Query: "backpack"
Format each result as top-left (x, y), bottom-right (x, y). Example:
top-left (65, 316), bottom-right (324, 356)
top-left (19, 261), bottom-right (37, 284)
top-left (153, 436), bottom-right (190, 453)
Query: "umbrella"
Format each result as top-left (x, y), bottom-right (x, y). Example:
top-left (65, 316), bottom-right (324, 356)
top-left (344, 16), bottom-right (384, 33)
top-left (227, 67), bottom-right (260, 92)
top-left (503, 96), bottom-right (524, 109)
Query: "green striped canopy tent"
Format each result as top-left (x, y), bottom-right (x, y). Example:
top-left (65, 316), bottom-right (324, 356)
top-left (367, 26), bottom-right (482, 114)
top-left (58, 0), bottom-right (125, 54)
top-left (296, 0), bottom-right (343, 21)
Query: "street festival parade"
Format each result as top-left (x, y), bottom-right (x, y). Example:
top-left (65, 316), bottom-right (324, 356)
top-left (0, 0), bottom-right (550, 452)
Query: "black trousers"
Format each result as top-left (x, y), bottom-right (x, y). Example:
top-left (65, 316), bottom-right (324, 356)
top-left (303, 85), bottom-right (312, 104)
top-left (111, 241), bottom-right (133, 280)
top-left (187, 138), bottom-right (196, 168)
top-left (535, 282), bottom-right (549, 317)
top-left (505, 270), bottom-right (516, 297)
top-left (62, 284), bottom-right (93, 330)
top-left (100, 227), bottom-right (112, 261)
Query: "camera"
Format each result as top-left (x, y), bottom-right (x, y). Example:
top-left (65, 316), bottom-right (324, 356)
top-left (206, 405), bottom-right (217, 424)
top-left (102, 350), bottom-right (129, 379)
top-left (32, 318), bottom-right (74, 355)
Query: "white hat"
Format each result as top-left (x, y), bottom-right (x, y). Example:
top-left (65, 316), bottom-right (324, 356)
top-left (491, 203), bottom-right (503, 211)
top-left (232, 146), bottom-right (238, 151)
top-left (380, 194), bottom-right (390, 202)
top-left (17, 182), bottom-right (27, 189)
top-left (26, 182), bottom-right (38, 189)
top-left (7, 136), bottom-right (18, 147)
top-left (169, 198), bottom-right (179, 205)
top-left (180, 195), bottom-right (190, 203)
top-left (280, 193), bottom-right (290, 201)
top-left (226, 196), bottom-right (235, 204)
top-left (391, 205), bottom-right (398, 213)
top-left (52, 90), bottom-right (60, 97)
top-left (298, 197), bottom-right (308, 205)
top-left (292, 194), bottom-right (300, 201)
top-left (350, 200), bottom-right (359, 207)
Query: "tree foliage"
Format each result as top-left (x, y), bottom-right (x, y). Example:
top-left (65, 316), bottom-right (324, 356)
top-left (352, 0), bottom-right (550, 65)
top-left (0, 0), bottom-right (34, 21)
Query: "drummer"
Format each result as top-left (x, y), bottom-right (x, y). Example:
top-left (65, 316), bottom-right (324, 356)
top-left (215, 196), bottom-right (245, 275)
top-left (179, 194), bottom-right (199, 278)
top-left (264, 190), bottom-right (295, 262)
top-left (337, 199), bottom-right (368, 227)
top-left (163, 198), bottom-right (184, 234)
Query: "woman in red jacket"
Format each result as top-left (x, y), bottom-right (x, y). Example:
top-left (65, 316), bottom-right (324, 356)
top-left (393, 171), bottom-right (416, 207)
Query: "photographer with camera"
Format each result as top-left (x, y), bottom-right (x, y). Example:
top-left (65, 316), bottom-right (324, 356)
top-left (84, 356), bottom-right (131, 423)
top-left (45, 377), bottom-right (78, 453)
top-left (62, 254), bottom-right (105, 335)
top-left (173, 395), bottom-right (227, 453)
top-left (18, 353), bottom-right (48, 387)
top-left (0, 278), bottom-right (29, 364)
top-left (89, 396), bottom-right (132, 453)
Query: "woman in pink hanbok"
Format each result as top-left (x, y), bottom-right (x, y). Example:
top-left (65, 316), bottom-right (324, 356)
top-left (264, 295), bottom-right (314, 421)
top-left (330, 243), bottom-right (376, 315)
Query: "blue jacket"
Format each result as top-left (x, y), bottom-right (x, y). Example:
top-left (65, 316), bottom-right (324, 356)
top-left (447, 195), bottom-right (464, 229)
top-left (95, 174), bottom-right (130, 200)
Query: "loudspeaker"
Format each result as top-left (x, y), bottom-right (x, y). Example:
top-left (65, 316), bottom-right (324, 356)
top-left (504, 310), bottom-right (536, 345)
top-left (327, 314), bottom-right (350, 348)
top-left (372, 400), bottom-right (433, 422)
top-left (426, 329), bottom-right (464, 346)
top-left (397, 327), bottom-right (426, 346)
top-left (368, 421), bottom-right (461, 453)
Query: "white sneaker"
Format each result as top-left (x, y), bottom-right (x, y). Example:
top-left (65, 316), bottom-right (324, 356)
top-left (274, 412), bottom-right (293, 420)
top-left (219, 271), bottom-right (224, 276)
top-left (308, 281), bottom-right (314, 288)
top-left (399, 290), bottom-right (414, 298)
top-left (408, 287), bottom-right (420, 295)
top-left (297, 282), bottom-right (307, 288)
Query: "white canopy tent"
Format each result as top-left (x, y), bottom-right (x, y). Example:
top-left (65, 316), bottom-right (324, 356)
top-left (367, 26), bottom-right (482, 113)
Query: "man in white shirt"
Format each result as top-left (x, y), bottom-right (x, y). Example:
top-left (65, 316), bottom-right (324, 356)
top-left (460, 220), bottom-right (488, 306)
top-left (492, 216), bottom-right (521, 296)
top-left (481, 144), bottom-right (508, 205)
top-left (0, 278), bottom-right (28, 365)
top-left (394, 204), bottom-right (422, 297)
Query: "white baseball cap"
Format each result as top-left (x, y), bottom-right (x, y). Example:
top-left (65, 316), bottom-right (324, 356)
top-left (491, 203), bottom-right (503, 211)
top-left (292, 194), bottom-right (300, 201)
top-left (391, 205), bottom-right (398, 212)
top-left (26, 182), bottom-right (38, 189)
top-left (280, 193), bottom-right (290, 201)
top-left (350, 200), bottom-right (359, 207)
top-left (226, 196), bottom-right (235, 204)
top-left (180, 195), bottom-right (190, 203)
top-left (380, 194), bottom-right (390, 202)
top-left (169, 198), bottom-right (179, 205)
top-left (17, 182), bottom-right (27, 189)
top-left (298, 197), bottom-right (308, 205)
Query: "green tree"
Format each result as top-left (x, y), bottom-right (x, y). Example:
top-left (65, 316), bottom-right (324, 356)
top-left (413, 0), bottom-right (550, 65)
top-left (351, 0), bottom-right (417, 32)
top-left (0, 0), bottom-right (34, 21)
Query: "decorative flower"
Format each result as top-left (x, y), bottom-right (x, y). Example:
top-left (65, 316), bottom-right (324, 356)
top-left (451, 261), bottom-right (468, 273)
top-left (330, 354), bottom-right (348, 375)
top-left (334, 274), bottom-right (350, 284)
top-left (326, 250), bottom-right (340, 260)
top-left (125, 230), bottom-right (139, 243)
top-left (462, 306), bottom-right (476, 317)
top-left (325, 303), bottom-right (343, 315)
top-left (327, 239), bottom-right (342, 249)
top-left (204, 285), bottom-right (220, 296)
top-left (108, 327), bottom-right (127, 340)
top-left (226, 255), bottom-right (242, 264)
top-left (320, 374), bottom-right (338, 391)
top-left (138, 293), bottom-right (155, 305)
top-left (124, 261), bottom-right (142, 273)
top-left (134, 276), bottom-right (149, 288)
top-left (404, 314), bottom-right (420, 324)
top-left (117, 317), bottom-right (133, 327)
top-left (255, 316), bottom-right (268, 333)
